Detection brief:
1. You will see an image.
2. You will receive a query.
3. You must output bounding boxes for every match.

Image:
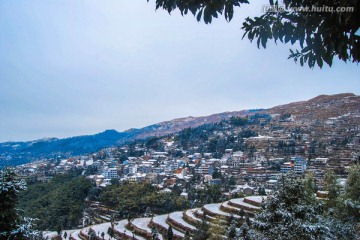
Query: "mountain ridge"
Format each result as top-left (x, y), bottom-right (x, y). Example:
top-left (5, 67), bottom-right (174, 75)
top-left (1, 93), bottom-right (359, 167)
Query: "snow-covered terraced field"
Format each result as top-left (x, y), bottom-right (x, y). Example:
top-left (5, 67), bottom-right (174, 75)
top-left (82, 222), bottom-right (113, 239)
top-left (131, 218), bottom-right (164, 240)
top-left (168, 211), bottom-right (197, 232)
top-left (131, 218), bottom-right (152, 233)
top-left (183, 208), bottom-right (202, 223)
top-left (244, 196), bottom-right (267, 206)
top-left (114, 219), bottom-right (146, 240)
top-left (61, 195), bottom-right (264, 240)
top-left (152, 214), bottom-right (184, 237)
top-left (221, 200), bottom-right (255, 217)
top-left (202, 203), bottom-right (235, 217)
top-left (229, 198), bottom-right (261, 210)
top-left (69, 229), bottom-right (82, 240)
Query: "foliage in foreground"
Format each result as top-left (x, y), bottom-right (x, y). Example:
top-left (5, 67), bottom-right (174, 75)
top-left (147, 0), bottom-right (360, 68)
top-left (190, 166), bottom-right (360, 240)
top-left (0, 167), bottom-right (42, 240)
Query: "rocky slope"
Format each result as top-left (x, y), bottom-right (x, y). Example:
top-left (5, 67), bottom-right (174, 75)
top-left (267, 93), bottom-right (360, 121)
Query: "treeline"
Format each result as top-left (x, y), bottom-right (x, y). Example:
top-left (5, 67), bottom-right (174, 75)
top-left (99, 182), bottom-right (189, 219)
top-left (18, 170), bottom-right (93, 231)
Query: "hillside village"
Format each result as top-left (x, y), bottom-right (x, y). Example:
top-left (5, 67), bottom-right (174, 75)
top-left (6, 93), bottom-right (360, 239)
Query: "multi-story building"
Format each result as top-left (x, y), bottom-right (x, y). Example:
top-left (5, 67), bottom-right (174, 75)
top-left (292, 156), bottom-right (307, 174)
top-left (103, 168), bottom-right (118, 179)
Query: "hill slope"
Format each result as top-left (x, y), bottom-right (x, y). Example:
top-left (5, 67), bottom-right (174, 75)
top-left (1, 93), bottom-right (359, 167)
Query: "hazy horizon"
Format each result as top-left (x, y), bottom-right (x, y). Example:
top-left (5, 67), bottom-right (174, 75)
top-left (1, 92), bottom-right (358, 143)
top-left (1, 0), bottom-right (360, 142)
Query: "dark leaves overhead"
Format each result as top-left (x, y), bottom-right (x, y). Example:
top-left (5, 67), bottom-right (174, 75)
top-left (148, 0), bottom-right (360, 68)
top-left (147, 0), bottom-right (249, 23)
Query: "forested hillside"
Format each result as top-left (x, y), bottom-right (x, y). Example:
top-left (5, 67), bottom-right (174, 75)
top-left (18, 170), bottom-right (93, 231)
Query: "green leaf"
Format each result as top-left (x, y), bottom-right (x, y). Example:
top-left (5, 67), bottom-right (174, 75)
top-left (203, 6), bottom-right (212, 24)
top-left (317, 55), bottom-right (323, 68)
top-left (261, 36), bottom-right (267, 48)
top-left (196, 9), bottom-right (203, 22)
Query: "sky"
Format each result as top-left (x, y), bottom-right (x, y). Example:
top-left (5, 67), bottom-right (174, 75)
top-left (0, 0), bottom-right (359, 142)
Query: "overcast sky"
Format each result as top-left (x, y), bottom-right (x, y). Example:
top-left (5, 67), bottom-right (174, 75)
top-left (1, 0), bottom-right (359, 142)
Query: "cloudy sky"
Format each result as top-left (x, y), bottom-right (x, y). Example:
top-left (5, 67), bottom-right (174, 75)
top-left (1, 0), bottom-right (359, 142)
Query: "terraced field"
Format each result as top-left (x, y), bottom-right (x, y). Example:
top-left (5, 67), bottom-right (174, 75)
top-left (68, 196), bottom-right (266, 240)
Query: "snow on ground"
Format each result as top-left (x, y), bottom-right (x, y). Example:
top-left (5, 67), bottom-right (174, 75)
top-left (131, 218), bottom-right (152, 232)
top-left (113, 220), bottom-right (146, 240)
top-left (131, 218), bottom-right (163, 240)
top-left (69, 229), bottom-right (82, 240)
top-left (99, 215), bottom-right (111, 221)
top-left (203, 203), bottom-right (232, 216)
top-left (152, 214), bottom-right (184, 237)
top-left (168, 211), bottom-right (196, 230)
top-left (250, 135), bottom-right (273, 139)
top-left (44, 229), bottom-right (76, 240)
top-left (222, 201), bottom-right (255, 217)
top-left (222, 201), bottom-right (241, 210)
top-left (184, 208), bottom-right (202, 223)
top-left (245, 196), bottom-right (267, 204)
top-left (43, 231), bottom-right (57, 239)
top-left (230, 198), bottom-right (261, 209)
top-left (83, 222), bottom-right (112, 239)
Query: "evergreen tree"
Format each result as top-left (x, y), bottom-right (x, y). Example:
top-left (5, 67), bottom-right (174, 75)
top-left (0, 167), bottom-right (40, 240)
top-left (336, 164), bottom-right (360, 223)
top-left (88, 228), bottom-right (97, 240)
top-left (303, 172), bottom-right (316, 203)
top-left (151, 227), bottom-right (160, 240)
top-left (208, 216), bottom-right (224, 240)
top-left (0, 167), bottom-right (26, 234)
top-left (236, 222), bottom-right (258, 240)
top-left (184, 230), bottom-right (190, 240)
top-left (167, 225), bottom-right (173, 240)
top-left (252, 172), bottom-right (356, 239)
top-left (193, 217), bottom-right (210, 240)
top-left (323, 170), bottom-right (340, 208)
top-left (226, 218), bottom-right (237, 240)
top-left (107, 226), bottom-right (114, 239)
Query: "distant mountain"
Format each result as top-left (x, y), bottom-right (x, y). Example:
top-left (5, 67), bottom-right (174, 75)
top-left (1, 93), bottom-right (359, 167)
top-left (126, 109), bottom-right (262, 140)
top-left (0, 130), bottom-right (133, 167)
top-left (267, 93), bottom-right (360, 121)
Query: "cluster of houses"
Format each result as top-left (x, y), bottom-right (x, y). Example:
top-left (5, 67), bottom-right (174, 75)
top-left (16, 142), bottom-right (355, 198)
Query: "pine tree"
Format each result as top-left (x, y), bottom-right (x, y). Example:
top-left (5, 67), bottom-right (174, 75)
top-left (184, 230), bottom-right (190, 240)
top-left (151, 227), bottom-right (160, 240)
top-left (193, 217), bottom-right (210, 240)
top-left (236, 222), bottom-right (258, 240)
top-left (107, 226), bottom-right (114, 239)
top-left (323, 170), bottom-right (340, 208)
top-left (303, 172), bottom-right (316, 204)
top-left (238, 208), bottom-right (245, 219)
top-left (252, 172), bottom-right (333, 239)
top-left (167, 225), bottom-right (173, 240)
top-left (336, 164), bottom-right (360, 223)
top-left (0, 167), bottom-right (36, 240)
top-left (226, 218), bottom-right (237, 240)
top-left (88, 228), bottom-right (97, 240)
top-left (208, 216), bottom-right (224, 240)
